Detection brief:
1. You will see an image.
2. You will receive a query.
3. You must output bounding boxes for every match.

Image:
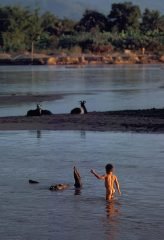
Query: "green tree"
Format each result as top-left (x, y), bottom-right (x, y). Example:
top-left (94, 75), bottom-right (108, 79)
top-left (107, 2), bottom-right (141, 32)
top-left (0, 6), bottom-right (11, 32)
top-left (2, 30), bottom-right (26, 51)
top-left (60, 18), bottom-right (76, 35)
top-left (0, 5), bottom-right (30, 50)
top-left (158, 15), bottom-right (164, 32)
top-left (141, 9), bottom-right (163, 33)
top-left (75, 10), bottom-right (108, 32)
top-left (41, 12), bottom-right (75, 37)
top-left (24, 9), bottom-right (43, 58)
top-left (0, 6), bottom-right (10, 47)
top-left (41, 12), bottom-right (60, 35)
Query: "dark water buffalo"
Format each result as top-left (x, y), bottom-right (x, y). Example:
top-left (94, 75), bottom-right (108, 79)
top-left (73, 166), bottom-right (82, 188)
top-left (49, 183), bottom-right (70, 191)
top-left (27, 104), bottom-right (52, 116)
top-left (49, 166), bottom-right (82, 191)
top-left (70, 101), bottom-right (88, 114)
top-left (29, 166), bottom-right (82, 191)
top-left (41, 109), bottom-right (52, 115)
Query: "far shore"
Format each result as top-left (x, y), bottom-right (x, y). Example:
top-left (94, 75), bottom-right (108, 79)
top-left (0, 108), bottom-right (164, 133)
top-left (0, 51), bottom-right (164, 65)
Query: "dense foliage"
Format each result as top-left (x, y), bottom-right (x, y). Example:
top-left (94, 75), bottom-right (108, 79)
top-left (0, 2), bottom-right (163, 53)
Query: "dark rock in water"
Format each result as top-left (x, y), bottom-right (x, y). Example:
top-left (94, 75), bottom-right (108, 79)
top-left (29, 179), bottom-right (39, 184)
top-left (49, 184), bottom-right (69, 191)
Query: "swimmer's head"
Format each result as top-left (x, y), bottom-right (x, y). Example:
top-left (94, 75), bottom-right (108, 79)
top-left (105, 164), bottom-right (113, 174)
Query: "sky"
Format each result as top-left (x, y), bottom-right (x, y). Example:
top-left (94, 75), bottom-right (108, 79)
top-left (0, 0), bottom-right (163, 19)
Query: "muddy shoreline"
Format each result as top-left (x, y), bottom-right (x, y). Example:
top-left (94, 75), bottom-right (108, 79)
top-left (0, 108), bottom-right (164, 133)
top-left (0, 52), bottom-right (164, 65)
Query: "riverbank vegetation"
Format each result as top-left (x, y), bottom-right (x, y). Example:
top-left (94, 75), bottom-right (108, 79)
top-left (0, 2), bottom-right (163, 59)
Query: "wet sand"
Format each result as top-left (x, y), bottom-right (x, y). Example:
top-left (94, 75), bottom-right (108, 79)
top-left (0, 93), bottom-right (63, 105)
top-left (0, 108), bottom-right (164, 133)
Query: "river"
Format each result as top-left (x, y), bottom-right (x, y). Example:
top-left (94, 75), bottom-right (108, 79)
top-left (0, 64), bottom-right (163, 240)
top-left (0, 64), bottom-right (163, 116)
top-left (0, 131), bottom-right (163, 240)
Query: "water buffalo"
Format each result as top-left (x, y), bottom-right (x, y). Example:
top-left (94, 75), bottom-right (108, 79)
top-left (28, 166), bottom-right (82, 191)
top-left (49, 166), bottom-right (82, 191)
top-left (70, 101), bottom-right (88, 114)
top-left (27, 104), bottom-right (52, 116)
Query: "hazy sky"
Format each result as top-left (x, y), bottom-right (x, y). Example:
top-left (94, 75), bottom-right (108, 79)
top-left (0, 0), bottom-right (163, 19)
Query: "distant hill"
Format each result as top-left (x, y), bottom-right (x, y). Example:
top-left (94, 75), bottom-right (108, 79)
top-left (0, 0), bottom-right (163, 19)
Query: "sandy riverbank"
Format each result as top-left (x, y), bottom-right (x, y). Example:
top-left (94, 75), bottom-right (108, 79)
top-left (0, 52), bottom-right (164, 65)
top-left (0, 108), bottom-right (164, 133)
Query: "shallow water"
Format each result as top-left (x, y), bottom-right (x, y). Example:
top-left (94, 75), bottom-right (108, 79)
top-left (0, 64), bottom-right (163, 116)
top-left (0, 131), bottom-right (163, 240)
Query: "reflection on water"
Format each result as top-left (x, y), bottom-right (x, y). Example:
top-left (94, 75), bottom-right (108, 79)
top-left (74, 188), bottom-right (81, 196)
top-left (80, 130), bottom-right (86, 139)
top-left (105, 201), bottom-right (121, 240)
top-left (37, 130), bottom-right (42, 139)
top-left (0, 65), bottom-right (163, 116)
top-left (106, 200), bottom-right (121, 219)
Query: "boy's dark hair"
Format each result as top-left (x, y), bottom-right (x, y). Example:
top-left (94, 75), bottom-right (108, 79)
top-left (105, 164), bottom-right (113, 173)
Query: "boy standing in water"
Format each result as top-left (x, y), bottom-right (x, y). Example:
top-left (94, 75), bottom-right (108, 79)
top-left (91, 164), bottom-right (121, 201)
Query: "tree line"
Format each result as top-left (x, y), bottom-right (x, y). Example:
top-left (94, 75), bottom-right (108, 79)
top-left (0, 2), bottom-right (163, 53)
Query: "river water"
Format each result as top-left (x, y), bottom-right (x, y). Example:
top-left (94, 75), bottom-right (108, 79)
top-left (0, 64), bottom-right (163, 116)
top-left (0, 131), bottom-right (163, 240)
top-left (0, 65), bottom-right (164, 240)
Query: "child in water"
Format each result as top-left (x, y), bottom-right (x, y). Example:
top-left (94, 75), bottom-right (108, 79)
top-left (91, 163), bottom-right (121, 201)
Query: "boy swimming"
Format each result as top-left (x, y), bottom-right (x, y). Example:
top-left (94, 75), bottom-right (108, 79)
top-left (91, 163), bottom-right (121, 201)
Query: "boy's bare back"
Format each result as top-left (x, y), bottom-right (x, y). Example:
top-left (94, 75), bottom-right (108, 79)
top-left (91, 164), bottom-right (121, 201)
top-left (104, 172), bottom-right (120, 200)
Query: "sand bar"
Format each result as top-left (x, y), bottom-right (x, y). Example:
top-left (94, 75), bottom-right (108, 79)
top-left (0, 108), bottom-right (164, 133)
top-left (0, 93), bottom-right (64, 105)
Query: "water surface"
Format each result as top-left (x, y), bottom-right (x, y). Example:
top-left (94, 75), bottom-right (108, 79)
top-left (0, 131), bottom-right (163, 240)
top-left (0, 65), bottom-right (163, 116)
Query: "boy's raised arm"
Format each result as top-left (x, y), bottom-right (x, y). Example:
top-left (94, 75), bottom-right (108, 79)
top-left (90, 169), bottom-right (105, 180)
